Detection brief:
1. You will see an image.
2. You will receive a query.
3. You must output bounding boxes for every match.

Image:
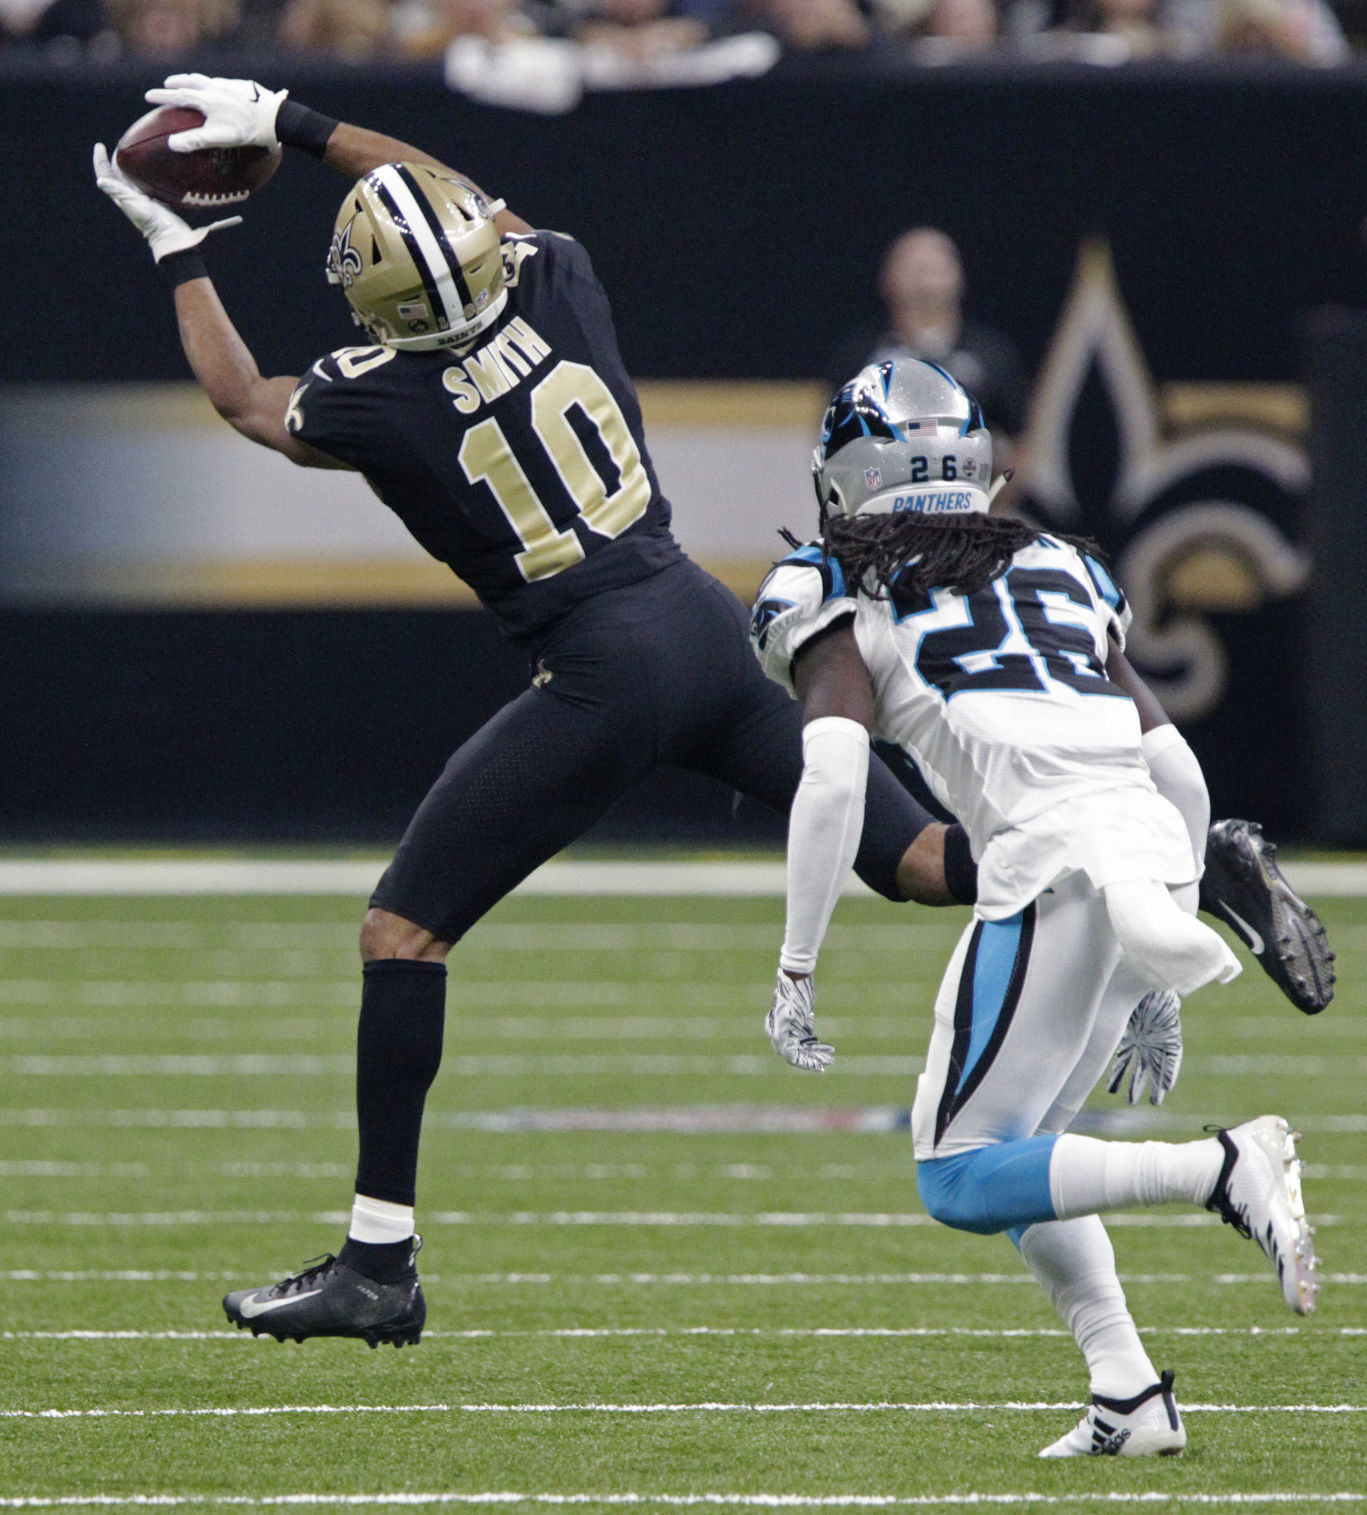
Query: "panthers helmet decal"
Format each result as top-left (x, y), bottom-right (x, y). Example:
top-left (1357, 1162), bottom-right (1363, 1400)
top-left (813, 359), bottom-right (993, 520)
top-left (327, 162), bottom-right (510, 352)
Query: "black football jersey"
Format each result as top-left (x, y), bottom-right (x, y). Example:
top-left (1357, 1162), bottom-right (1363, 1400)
top-left (286, 231), bottom-right (684, 642)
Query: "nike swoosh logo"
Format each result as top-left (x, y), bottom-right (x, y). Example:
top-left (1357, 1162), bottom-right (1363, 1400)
top-left (1219, 903), bottom-right (1264, 956)
top-left (238, 1288), bottom-right (322, 1318)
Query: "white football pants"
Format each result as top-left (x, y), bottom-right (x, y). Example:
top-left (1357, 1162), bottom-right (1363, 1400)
top-left (911, 869), bottom-right (1157, 1162)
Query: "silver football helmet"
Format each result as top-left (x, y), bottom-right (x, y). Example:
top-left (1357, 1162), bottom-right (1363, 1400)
top-left (813, 359), bottom-right (994, 520)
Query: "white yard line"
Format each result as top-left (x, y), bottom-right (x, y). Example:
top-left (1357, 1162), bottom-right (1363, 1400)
top-left (0, 858), bottom-right (1362, 896)
top-left (3, 1402), bottom-right (1365, 1421)
top-left (5, 1326), bottom-right (1362, 1342)
top-left (9, 1209), bottom-right (1339, 1230)
top-left (9, 1269), bottom-right (1365, 1286)
top-left (1, 1493), bottom-right (1366, 1509)
top-left (5, 1109), bottom-right (1365, 1135)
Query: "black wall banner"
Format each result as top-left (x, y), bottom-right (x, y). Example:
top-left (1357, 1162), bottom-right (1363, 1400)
top-left (5, 57), bottom-right (1367, 842)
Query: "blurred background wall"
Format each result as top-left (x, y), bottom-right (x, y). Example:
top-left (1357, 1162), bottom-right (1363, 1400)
top-left (5, 58), bottom-right (1367, 846)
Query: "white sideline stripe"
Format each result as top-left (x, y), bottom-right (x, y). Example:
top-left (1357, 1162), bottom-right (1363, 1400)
top-left (4, 1054), bottom-right (929, 1078)
top-left (13, 1053), bottom-right (1364, 1077)
top-left (2, 1497), bottom-right (1366, 1511)
top-left (0, 857), bottom-right (1360, 896)
top-left (4, 1401), bottom-right (1365, 1421)
top-left (11, 1209), bottom-right (1336, 1230)
top-left (7, 1108), bottom-right (1366, 1136)
top-left (7, 1326), bottom-right (1364, 1341)
top-left (10, 1269), bottom-right (1366, 1286)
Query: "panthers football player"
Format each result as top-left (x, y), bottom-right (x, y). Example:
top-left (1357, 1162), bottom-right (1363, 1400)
top-left (91, 78), bottom-right (991, 1348)
top-left (750, 358), bottom-right (1321, 1457)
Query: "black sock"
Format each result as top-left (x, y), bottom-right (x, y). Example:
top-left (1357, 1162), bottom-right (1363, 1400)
top-left (943, 823), bottom-right (979, 905)
top-left (339, 1234), bottom-right (419, 1284)
top-left (354, 959), bottom-right (446, 1207)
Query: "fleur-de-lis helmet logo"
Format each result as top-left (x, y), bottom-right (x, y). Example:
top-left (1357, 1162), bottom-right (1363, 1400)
top-left (326, 217), bottom-right (365, 290)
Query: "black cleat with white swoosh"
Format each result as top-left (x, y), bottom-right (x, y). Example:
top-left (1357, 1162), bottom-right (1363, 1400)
top-left (1199, 819), bottom-right (1335, 1015)
top-left (223, 1243), bottom-right (425, 1347)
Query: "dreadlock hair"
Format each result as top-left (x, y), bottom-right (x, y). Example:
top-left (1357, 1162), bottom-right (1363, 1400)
top-left (818, 511), bottom-right (1103, 600)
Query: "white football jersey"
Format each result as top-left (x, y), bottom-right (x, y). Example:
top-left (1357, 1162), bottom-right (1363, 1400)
top-left (750, 534), bottom-right (1198, 917)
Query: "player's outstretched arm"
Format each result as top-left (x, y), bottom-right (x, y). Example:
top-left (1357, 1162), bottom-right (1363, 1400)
top-left (171, 279), bottom-right (346, 467)
top-left (144, 75), bottom-right (533, 235)
top-left (93, 145), bottom-right (344, 468)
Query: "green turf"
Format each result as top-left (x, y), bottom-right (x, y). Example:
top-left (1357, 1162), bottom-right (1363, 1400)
top-left (1, 883), bottom-right (1364, 1511)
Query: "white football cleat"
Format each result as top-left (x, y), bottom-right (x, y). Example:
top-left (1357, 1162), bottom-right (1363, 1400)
top-left (1205, 1114), bottom-right (1318, 1314)
top-left (1039, 1370), bottom-right (1186, 1458)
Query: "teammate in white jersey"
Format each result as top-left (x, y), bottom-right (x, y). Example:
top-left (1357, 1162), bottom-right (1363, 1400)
top-left (749, 358), bottom-right (1319, 1458)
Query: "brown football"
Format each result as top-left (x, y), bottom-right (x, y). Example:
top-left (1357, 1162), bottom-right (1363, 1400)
top-left (114, 105), bottom-right (282, 210)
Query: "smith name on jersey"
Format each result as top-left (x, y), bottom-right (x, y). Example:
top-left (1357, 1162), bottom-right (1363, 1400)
top-left (750, 533), bottom-right (1198, 918)
top-left (286, 230), bottom-right (682, 643)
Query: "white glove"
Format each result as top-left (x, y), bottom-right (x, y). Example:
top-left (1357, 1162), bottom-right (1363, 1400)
top-left (766, 970), bottom-right (833, 1072)
top-left (1107, 988), bottom-right (1183, 1106)
top-left (144, 74), bottom-right (288, 152)
top-left (94, 144), bottom-right (241, 263)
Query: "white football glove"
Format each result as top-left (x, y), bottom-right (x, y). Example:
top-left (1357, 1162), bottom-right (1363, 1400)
top-left (93, 144), bottom-right (241, 263)
top-left (766, 970), bottom-right (834, 1072)
top-left (144, 74), bottom-right (288, 152)
top-left (1107, 988), bottom-right (1183, 1106)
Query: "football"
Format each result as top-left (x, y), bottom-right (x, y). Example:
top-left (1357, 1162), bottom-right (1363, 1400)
top-left (114, 105), bottom-right (282, 211)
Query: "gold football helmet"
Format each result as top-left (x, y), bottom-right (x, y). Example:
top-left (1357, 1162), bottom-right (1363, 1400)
top-left (327, 162), bottom-right (509, 352)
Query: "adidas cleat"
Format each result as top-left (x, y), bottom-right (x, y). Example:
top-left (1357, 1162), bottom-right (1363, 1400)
top-left (1039, 1369), bottom-right (1186, 1458)
top-left (1206, 1115), bottom-right (1318, 1314)
top-left (223, 1248), bottom-right (425, 1347)
top-left (1200, 819), bottom-right (1335, 1014)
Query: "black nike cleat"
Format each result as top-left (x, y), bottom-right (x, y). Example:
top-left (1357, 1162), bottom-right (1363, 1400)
top-left (223, 1244), bottom-right (425, 1348)
top-left (1199, 819), bottom-right (1335, 1014)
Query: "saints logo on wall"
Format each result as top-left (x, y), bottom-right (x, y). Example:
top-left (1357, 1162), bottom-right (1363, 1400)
top-left (1022, 241), bottom-right (1309, 722)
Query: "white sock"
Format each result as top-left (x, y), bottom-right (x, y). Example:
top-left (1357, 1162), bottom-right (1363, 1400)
top-left (349, 1193), bottom-right (415, 1245)
top-left (1019, 1216), bottom-right (1157, 1399)
top-left (1049, 1133), bottom-right (1224, 1219)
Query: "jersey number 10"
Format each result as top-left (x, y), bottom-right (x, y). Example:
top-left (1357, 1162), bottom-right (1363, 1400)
top-left (458, 360), bottom-right (651, 583)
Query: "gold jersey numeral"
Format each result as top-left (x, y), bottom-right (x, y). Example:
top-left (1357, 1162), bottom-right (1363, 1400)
top-left (458, 360), bottom-right (651, 583)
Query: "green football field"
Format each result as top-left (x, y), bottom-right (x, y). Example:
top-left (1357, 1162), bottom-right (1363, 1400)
top-left (1, 864), bottom-right (1364, 1511)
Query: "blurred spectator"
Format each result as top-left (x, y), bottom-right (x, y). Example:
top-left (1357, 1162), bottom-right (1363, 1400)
top-left (910, 0), bottom-right (1000, 54)
top-left (278, 0), bottom-right (391, 54)
top-left (1037, 0), bottom-right (1192, 58)
top-left (106, 0), bottom-right (237, 51)
top-left (1, 0), bottom-right (114, 48)
top-left (1015, 0), bottom-right (1349, 58)
top-left (1212, 0), bottom-right (1349, 60)
top-left (744, 0), bottom-right (870, 49)
top-left (554, 0), bottom-right (708, 56)
top-left (387, 0), bottom-right (539, 55)
top-left (825, 226), bottom-right (1028, 459)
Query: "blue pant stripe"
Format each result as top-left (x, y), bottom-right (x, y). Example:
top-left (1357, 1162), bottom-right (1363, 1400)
top-left (933, 902), bottom-right (1036, 1146)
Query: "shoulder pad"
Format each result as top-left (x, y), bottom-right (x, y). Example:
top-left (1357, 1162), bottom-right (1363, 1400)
top-left (1082, 552), bottom-right (1132, 646)
top-left (749, 547), bottom-right (858, 696)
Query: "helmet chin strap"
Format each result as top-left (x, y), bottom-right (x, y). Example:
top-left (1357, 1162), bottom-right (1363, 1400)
top-left (987, 468), bottom-right (1015, 507)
